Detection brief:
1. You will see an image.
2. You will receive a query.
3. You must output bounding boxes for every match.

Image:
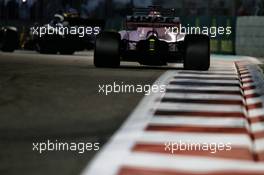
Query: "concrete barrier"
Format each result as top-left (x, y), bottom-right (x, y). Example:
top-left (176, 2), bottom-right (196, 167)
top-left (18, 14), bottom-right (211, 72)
top-left (236, 16), bottom-right (264, 57)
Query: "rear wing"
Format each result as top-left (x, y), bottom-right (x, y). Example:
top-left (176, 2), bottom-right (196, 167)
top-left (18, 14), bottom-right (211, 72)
top-left (133, 6), bottom-right (176, 16)
top-left (126, 16), bottom-right (180, 29)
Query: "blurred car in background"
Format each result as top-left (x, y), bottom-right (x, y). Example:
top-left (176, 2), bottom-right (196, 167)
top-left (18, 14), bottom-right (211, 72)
top-left (0, 26), bottom-right (19, 52)
top-left (22, 12), bottom-right (104, 55)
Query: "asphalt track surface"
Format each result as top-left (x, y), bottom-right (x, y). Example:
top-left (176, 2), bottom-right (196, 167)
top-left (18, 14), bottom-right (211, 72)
top-left (1, 51), bottom-right (263, 175)
top-left (0, 51), bottom-right (165, 175)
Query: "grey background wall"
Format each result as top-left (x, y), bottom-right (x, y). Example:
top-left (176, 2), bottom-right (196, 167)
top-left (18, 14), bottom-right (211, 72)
top-left (236, 16), bottom-right (264, 57)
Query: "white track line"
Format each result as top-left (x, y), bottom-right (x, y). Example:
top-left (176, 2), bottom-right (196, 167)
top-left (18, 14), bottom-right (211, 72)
top-left (251, 123), bottom-right (264, 133)
top-left (171, 74), bottom-right (238, 78)
top-left (166, 85), bottom-right (241, 91)
top-left (149, 117), bottom-right (247, 128)
top-left (248, 108), bottom-right (264, 118)
top-left (163, 93), bottom-right (243, 101)
top-left (170, 79), bottom-right (240, 84)
top-left (157, 103), bottom-right (244, 112)
top-left (255, 138), bottom-right (264, 152)
top-left (246, 97), bottom-right (262, 105)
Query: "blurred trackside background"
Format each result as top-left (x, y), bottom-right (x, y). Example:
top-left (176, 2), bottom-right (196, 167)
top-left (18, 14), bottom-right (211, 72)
top-left (1, 0), bottom-right (264, 57)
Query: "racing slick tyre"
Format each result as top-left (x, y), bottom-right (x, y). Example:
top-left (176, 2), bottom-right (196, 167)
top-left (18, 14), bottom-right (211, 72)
top-left (94, 32), bottom-right (121, 68)
top-left (58, 37), bottom-right (75, 55)
top-left (184, 34), bottom-right (210, 71)
top-left (36, 41), bottom-right (57, 54)
top-left (59, 49), bottom-right (75, 55)
top-left (0, 27), bottom-right (19, 52)
top-left (36, 35), bottom-right (59, 54)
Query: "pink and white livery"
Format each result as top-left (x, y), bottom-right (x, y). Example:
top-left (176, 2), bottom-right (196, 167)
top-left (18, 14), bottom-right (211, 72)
top-left (94, 6), bottom-right (210, 70)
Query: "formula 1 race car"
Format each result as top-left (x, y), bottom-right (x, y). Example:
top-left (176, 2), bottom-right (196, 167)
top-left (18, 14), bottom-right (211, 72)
top-left (23, 12), bottom-right (104, 55)
top-left (94, 6), bottom-right (210, 70)
top-left (0, 26), bottom-right (19, 52)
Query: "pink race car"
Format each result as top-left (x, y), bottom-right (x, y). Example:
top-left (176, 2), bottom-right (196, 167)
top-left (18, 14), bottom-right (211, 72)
top-left (94, 6), bottom-right (210, 70)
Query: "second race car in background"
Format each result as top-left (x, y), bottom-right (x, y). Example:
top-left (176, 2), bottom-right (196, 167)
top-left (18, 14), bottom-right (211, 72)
top-left (22, 12), bottom-right (105, 55)
top-left (0, 26), bottom-right (19, 52)
top-left (94, 6), bottom-right (210, 70)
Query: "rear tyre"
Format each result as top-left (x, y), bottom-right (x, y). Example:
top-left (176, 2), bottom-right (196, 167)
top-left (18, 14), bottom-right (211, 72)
top-left (184, 34), bottom-right (210, 71)
top-left (36, 35), bottom-right (59, 54)
top-left (59, 49), bottom-right (75, 55)
top-left (0, 27), bottom-right (19, 52)
top-left (94, 32), bottom-right (121, 68)
top-left (36, 41), bottom-right (57, 54)
top-left (59, 36), bottom-right (75, 55)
